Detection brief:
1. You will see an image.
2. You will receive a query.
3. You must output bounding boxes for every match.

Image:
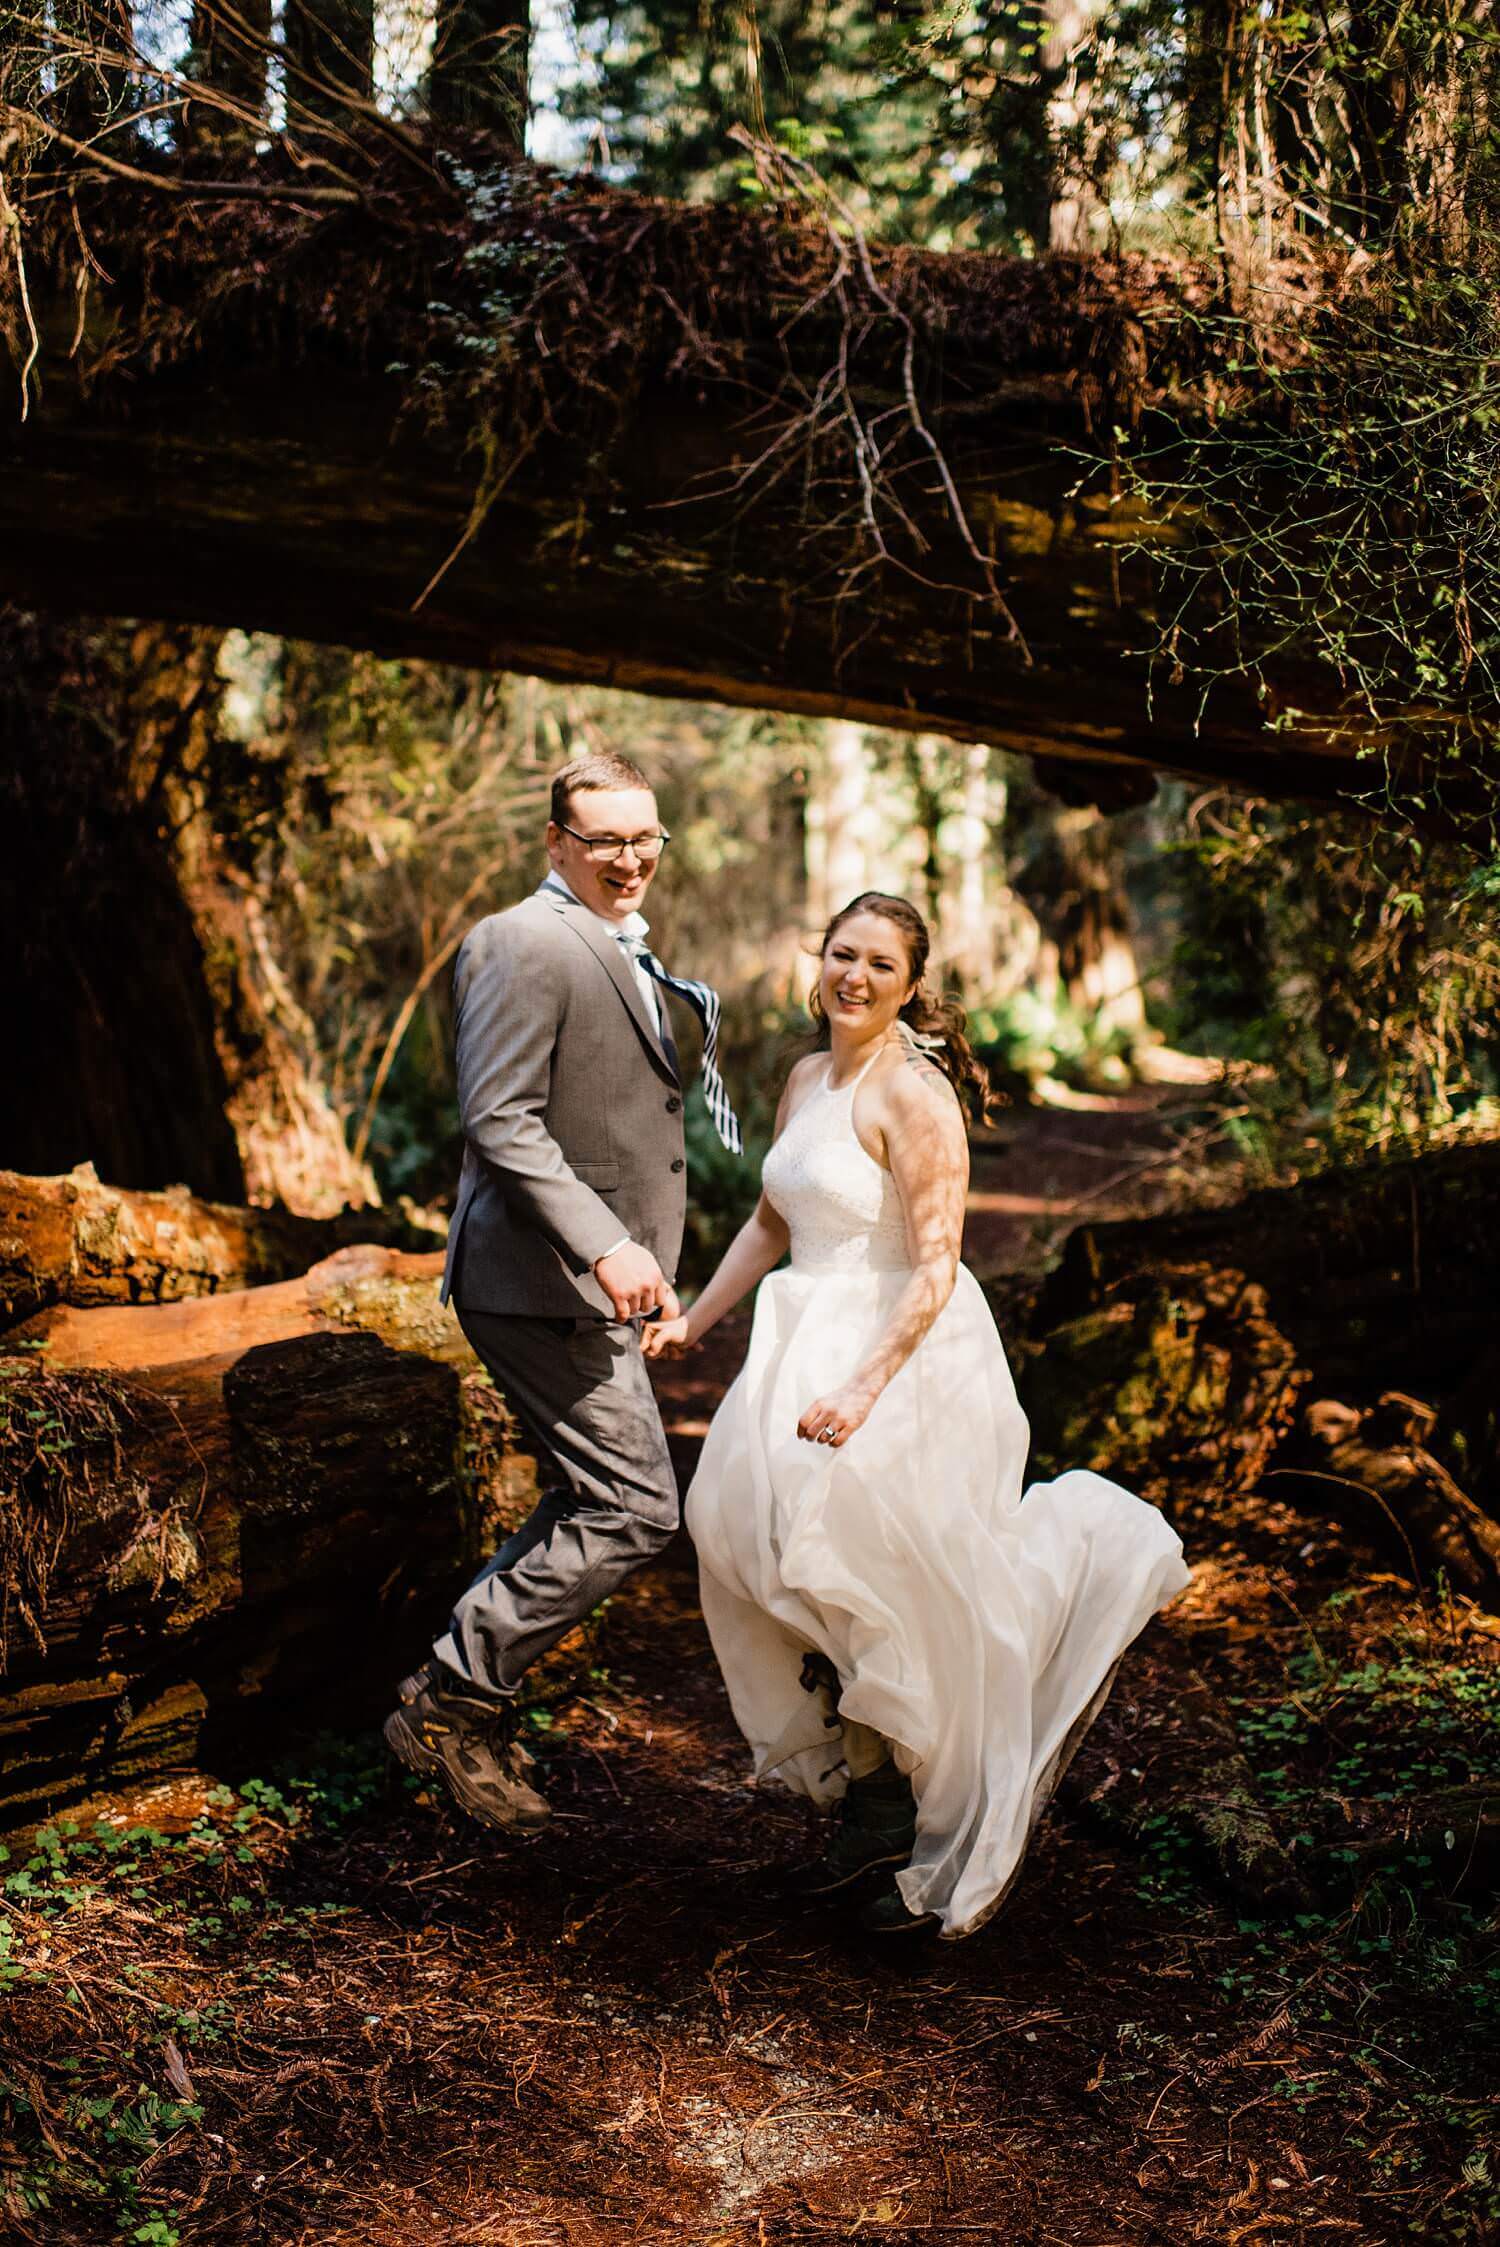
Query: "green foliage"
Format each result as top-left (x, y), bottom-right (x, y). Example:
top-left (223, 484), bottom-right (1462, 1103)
top-left (1100, 5), bottom-right (1500, 820)
top-left (562, 0), bottom-right (1044, 250)
top-left (968, 986), bottom-right (1134, 1094)
top-left (0, 1743), bottom-right (398, 2236)
top-left (1230, 1626), bottom-right (1500, 1829)
top-left (1154, 794), bottom-right (1500, 1173)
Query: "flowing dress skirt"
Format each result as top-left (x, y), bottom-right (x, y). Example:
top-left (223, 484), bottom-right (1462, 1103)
top-left (686, 1262), bottom-right (1190, 1937)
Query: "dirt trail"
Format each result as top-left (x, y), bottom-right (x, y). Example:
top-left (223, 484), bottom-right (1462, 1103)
top-left (963, 1085), bottom-right (1220, 1283)
top-left (12, 1103), bottom-right (1487, 2245)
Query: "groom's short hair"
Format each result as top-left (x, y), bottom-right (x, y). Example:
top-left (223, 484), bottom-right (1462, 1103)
top-left (551, 753), bottom-right (653, 828)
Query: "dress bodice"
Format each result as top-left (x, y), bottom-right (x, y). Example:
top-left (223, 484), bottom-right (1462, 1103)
top-left (761, 1056), bottom-right (912, 1274)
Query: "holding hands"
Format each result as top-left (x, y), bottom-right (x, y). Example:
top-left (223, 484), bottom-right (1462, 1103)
top-left (595, 1243), bottom-right (680, 1324)
top-left (640, 1313), bottom-right (692, 1361)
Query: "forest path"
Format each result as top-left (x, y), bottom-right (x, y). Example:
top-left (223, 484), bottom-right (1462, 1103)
top-left (217, 1328), bottom-right (1392, 2247)
top-left (234, 1103), bottom-right (1419, 2243)
top-left (21, 1098), bottom-right (1469, 2245)
top-left (962, 1080), bottom-right (1224, 1284)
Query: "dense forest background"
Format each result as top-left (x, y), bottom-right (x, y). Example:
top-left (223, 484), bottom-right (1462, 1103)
top-left (3, 8), bottom-right (1500, 2245)
top-left (2, 1), bottom-right (1500, 1227)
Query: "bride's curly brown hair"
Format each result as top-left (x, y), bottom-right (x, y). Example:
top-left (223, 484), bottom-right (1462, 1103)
top-left (808, 893), bottom-right (996, 1122)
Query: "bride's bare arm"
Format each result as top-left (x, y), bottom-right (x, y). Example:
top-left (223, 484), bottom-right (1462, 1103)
top-left (670, 1192), bottom-right (790, 1348)
top-left (641, 1062), bottom-right (813, 1357)
top-left (796, 1056), bottom-right (968, 1446)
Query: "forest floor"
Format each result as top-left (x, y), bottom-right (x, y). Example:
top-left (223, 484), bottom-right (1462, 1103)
top-left (4, 1098), bottom-right (1498, 2247)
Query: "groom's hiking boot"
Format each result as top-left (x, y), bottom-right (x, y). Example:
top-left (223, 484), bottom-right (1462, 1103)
top-left (384, 1663), bottom-right (550, 1834)
top-left (776, 1759), bottom-right (917, 1902)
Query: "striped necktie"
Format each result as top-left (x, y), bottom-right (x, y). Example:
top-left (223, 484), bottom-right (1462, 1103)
top-left (617, 934), bottom-right (743, 1155)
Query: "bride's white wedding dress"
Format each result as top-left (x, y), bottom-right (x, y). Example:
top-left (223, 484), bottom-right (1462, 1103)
top-left (686, 1055), bottom-right (1191, 1938)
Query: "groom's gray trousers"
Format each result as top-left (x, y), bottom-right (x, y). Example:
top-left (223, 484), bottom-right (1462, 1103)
top-left (433, 1308), bottom-right (679, 1700)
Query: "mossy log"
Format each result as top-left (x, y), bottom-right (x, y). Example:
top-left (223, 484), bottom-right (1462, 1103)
top-left (1015, 1263), bottom-right (1306, 1513)
top-left (0, 1163), bottom-right (446, 1329)
top-left (0, 1247), bottom-right (540, 1830)
top-left (1013, 1141), bottom-right (1500, 1592)
top-left (3, 160), bottom-right (1487, 826)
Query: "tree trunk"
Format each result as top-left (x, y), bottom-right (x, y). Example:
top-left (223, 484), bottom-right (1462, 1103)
top-left (185, 0), bottom-right (274, 148)
top-left (1278, 1393), bottom-right (1500, 1607)
top-left (428, 0), bottom-right (530, 150)
top-left (805, 720), bottom-right (876, 927)
top-left (6, 174), bottom-right (1487, 828)
top-left (282, 0), bottom-right (375, 128)
top-left (0, 618), bottom-right (247, 1204)
top-left (1042, 0), bottom-right (1104, 254)
top-left (0, 1246), bottom-right (540, 1831)
top-left (0, 615), bottom-right (375, 1214)
top-left (1013, 798), bottom-right (1149, 1044)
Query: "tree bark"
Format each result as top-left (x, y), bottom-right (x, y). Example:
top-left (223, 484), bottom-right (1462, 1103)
top-left (185, 0), bottom-right (274, 148)
top-left (0, 1246), bottom-right (540, 1830)
top-left (0, 618), bottom-right (247, 1205)
top-left (1278, 1393), bottom-right (1500, 1607)
top-left (1017, 1141), bottom-right (1500, 1594)
top-left (282, 0), bottom-right (375, 128)
top-left (428, 0), bottom-right (530, 150)
top-left (4, 173), bottom-right (1488, 828)
top-left (1014, 800), bottom-right (1149, 1043)
top-left (0, 614), bottom-right (375, 1213)
top-left (0, 1164), bottom-right (443, 1329)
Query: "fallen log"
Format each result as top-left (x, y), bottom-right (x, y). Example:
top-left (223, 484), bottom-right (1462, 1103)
top-left (1033, 1140), bottom-right (1500, 1400)
top-left (5, 160), bottom-right (1488, 825)
top-left (0, 1163), bottom-right (446, 1328)
top-left (1272, 1394), bottom-right (1500, 1608)
top-left (0, 1246), bottom-right (539, 1830)
top-left (1013, 1262), bottom-right (1307, 1514)
top-left (1012, 1140), bottom-right (1500, 1594)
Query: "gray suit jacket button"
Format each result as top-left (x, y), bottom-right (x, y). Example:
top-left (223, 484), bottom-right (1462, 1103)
top-left (670, 1157), bottom-right (685, 1173)
top-left (665, 1095), bottom-right (682, 1114)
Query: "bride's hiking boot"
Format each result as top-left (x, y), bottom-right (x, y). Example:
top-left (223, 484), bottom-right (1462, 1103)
top-left (776, 1758), bottom-right (917, 1902)
top-left (854, 1873), bottom-right (940, 1938)
top-left (384, 1662), bottom-right (550, 1834)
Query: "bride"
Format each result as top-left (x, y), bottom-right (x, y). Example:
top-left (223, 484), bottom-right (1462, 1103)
top-left (642, 893), bottom-right (1189, 1938)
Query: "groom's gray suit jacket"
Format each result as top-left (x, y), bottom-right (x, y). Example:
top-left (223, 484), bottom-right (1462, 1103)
top-left (441, 885), bottom-right (689, 1319)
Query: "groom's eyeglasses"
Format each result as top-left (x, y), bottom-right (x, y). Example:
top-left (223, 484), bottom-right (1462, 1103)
top-left (559, 822), bottom-right (671, 864)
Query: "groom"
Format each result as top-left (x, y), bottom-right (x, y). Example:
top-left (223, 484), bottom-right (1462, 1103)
top-left (385, 751), bottom-right (740, 1831)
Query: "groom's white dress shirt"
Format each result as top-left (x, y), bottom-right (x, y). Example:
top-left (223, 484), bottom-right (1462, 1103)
top-left (539, 869), bottom-right (666, 1031)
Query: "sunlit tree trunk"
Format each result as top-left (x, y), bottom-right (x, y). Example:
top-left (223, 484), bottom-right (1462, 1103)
top-left (904, 734), bottom-right (948, 939)
top-left (1046, 807), bottom-right (1147, 1040)
top-left (0, 615), bottom-right (374, 1213)
top-left (1042, 0), bottom-right (1103, 253)
top-left (125, 626), bottom-right (381, 1215)
top-left (806, 719), bottom-right (876, 928)
top-left (948, 743), bottom-right (1005, 995)
top-left (1013, 792), bottom-right (1148, 1044)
